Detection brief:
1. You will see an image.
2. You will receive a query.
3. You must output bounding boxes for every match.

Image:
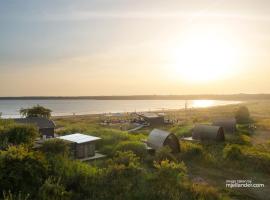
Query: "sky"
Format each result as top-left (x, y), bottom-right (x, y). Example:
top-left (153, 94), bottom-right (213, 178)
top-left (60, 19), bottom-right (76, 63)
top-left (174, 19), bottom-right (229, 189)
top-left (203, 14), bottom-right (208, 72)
top-left (1, 0), bottom-right (270, 96)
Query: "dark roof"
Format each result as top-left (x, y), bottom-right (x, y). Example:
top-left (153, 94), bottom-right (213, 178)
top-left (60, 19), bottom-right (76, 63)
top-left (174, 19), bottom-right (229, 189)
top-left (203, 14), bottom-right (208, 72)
top-left (192, 124), bottom-right (225, 141)
top-left (14, 117), bottom-right (56, 129)
top-left (212, 118), bottom-right (236, 133)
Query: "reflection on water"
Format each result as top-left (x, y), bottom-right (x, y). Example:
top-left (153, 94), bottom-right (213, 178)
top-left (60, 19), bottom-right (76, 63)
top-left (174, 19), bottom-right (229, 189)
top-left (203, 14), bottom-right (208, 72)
top-left (191, 100), bottom-right (215, 108)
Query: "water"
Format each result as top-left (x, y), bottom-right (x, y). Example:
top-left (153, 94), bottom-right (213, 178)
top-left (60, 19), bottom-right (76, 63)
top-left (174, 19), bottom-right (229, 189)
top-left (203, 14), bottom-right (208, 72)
top-left (0, 99), bottom-right (240, 118)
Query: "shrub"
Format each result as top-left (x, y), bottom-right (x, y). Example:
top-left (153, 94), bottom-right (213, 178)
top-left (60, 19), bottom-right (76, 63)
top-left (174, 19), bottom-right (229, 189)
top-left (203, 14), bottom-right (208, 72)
top-left (100, 151), bottom-right (144, 200)
top-left (227, 134), bottom-right (251, 145)
top-left (0, 146), bottom-right (48, 198)
top-left (243, 148), bottom-right (270, 173)
top-left (0, 124), bottom-right (39, 147)
top-left (223, 144), bottom-right (243, 161)
top-left (114, 141), bottom-right (147, 159)
top-left (189, 183), bottom-right (221, 200)
top-left (154, 146), bottom-right (177, 162)
top-left (2, 191), bottom-right (30, 200)
top-left (181, 141), bottom-right (204, 159)
top-left (170, 125), bottom-right (193, 137)
top-left (40, 139), bottom-right (70, 157)
top-left (145, 160), bottom-right (188, 200)
top-left (38, 177), bottom-right (71, 200)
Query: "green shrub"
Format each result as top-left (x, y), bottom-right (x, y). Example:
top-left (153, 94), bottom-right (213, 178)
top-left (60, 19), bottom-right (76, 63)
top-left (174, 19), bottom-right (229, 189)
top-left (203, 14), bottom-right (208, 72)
top-left (154, 146), bottom-right (177, 162)
top-left (227, 134), bottom-right (251, 145)
top-left (189, 183), bottom-right (221, 200)
top-left (40, 139), bottom-right (70, 157)
top-left (38, 177), bottom-right (71, 200)
top-left (243, 148), bottom-right (270, 173)
top-left (0, 124), bottom-right (39, 147)
top-left (2, 191), bottom-right (30, 200)
top-left (0, 146), bottom-right (48, 198)
top-left (181, 141), bottom-right (204, 159)
top-left (114, 141), bottom-right (147, 159)
top-left (170, 125), bottom-right (193, 137)
top-left (223, 144), bottom-right (243, 161)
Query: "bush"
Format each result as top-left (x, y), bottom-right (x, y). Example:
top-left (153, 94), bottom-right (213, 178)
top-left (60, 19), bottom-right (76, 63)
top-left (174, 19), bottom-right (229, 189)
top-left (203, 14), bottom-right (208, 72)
top-left (170, 125), bottom-right (193, 137)
top-left (0, 146), bottom-right (48, 198)
top-left (235, 106), bottom-right (251, 124)
top-left (154, 146), bottom-right (177, 162)
top-left (223, 144), bottom-right (243, 161)
top-left (227, 134), bottom-right (251, 145)
top-left (100, 151), bottom-right (144, 200)
top-left (189, 184), bottom-right (221, 200)
top-left (0, 124), bottom-right (39, 147)
top-left (145, 160), bottom-right (187, 200)
top-left (181, 141), bottom-right (204, 159)
top-left (40, 139), bottom-right (70, 157)
top-left (2, 191), bottom-right (30, 200)
top-left (38, 177), bottom-right (71, 200)
top-left (243, 148), bottom-right (270, 173)
top-left (114, 141), bottom-right (147, 159)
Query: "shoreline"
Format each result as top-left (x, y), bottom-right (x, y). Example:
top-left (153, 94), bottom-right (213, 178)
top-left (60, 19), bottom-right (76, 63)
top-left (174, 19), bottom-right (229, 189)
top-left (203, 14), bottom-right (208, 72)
top-left (52, 101), bottom-right (243, 119)
top-left (0, 100), bottom-right (243, 119)
top-left (0, 94), bottom-right (270, 100)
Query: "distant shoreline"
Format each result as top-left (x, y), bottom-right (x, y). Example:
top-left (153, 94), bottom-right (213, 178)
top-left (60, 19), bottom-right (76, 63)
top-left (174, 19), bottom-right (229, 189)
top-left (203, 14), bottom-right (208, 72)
top-left (52, 102), bottom-right (243, 119)
top-left (0, 94), bottom-right (270, 100)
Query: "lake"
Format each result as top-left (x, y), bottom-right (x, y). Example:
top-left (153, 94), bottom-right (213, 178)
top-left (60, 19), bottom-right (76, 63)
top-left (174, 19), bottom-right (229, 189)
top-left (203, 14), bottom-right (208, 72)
top-left (0, 99), bottom-right (241, 118)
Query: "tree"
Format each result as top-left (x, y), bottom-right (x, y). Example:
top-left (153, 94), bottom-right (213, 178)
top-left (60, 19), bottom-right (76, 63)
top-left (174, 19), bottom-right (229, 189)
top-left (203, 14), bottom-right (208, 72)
top-left (0, 146), bottom-right (48, 198)
top-left (20, 105), bottom-right (52, 118)
top-left (0, 124), bottom-right (39, 148)
top-left (235, 106), bottom-right (251, 124)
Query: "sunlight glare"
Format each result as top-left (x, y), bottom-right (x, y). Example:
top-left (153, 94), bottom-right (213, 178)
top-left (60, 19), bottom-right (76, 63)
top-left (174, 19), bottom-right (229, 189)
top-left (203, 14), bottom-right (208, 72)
top-left (170, 28), bottom-right (240, 82)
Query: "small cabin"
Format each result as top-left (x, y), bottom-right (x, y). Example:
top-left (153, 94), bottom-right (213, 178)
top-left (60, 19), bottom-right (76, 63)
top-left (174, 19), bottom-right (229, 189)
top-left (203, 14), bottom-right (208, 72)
top-left (212, 118), bottom-right (237, 134)
top-left (138, 113), bottom-right (165, 125)
top-left (192, 124), bottom-right (225, 142)
top-left (58, 133), bottom-right (102, 160)
top-left (147, 129), bottom-right (180, 153)
top-left (14, 117), bottom-right (55, 138)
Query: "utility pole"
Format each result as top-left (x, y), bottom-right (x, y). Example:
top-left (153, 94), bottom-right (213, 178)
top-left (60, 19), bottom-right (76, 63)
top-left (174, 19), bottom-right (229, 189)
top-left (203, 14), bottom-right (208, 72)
top-left (185, 100), bottom-right (188, 122)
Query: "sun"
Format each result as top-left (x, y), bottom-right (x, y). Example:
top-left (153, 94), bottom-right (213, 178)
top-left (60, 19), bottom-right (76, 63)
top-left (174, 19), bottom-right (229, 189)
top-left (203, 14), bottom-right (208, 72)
top-left (170, 28), bottom-right (239, 82)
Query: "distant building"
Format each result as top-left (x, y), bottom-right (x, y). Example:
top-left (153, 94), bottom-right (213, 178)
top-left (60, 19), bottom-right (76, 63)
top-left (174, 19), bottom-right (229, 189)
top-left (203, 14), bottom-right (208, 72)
top-left (138, 112), bottom-right (165, 125)
top-left (212, 118), bottom-right (237, 134)
top-left (14, 117), bottom-right (55, 138)
top-left (58, 133), bottom-right (105, 161)
top-left (147, 129), bottom-right (180, 153)
top-left (192, 124), bottom-right (225, 142)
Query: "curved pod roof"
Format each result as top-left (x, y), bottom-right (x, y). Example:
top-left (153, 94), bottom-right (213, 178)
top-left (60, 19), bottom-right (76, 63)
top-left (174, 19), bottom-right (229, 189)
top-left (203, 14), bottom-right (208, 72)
top-left (192, 124), bottom-right (225, 141)
top-left (212, 118), bottom-right (236, 133)
top-left (147, 129), bottom-right (180, 153)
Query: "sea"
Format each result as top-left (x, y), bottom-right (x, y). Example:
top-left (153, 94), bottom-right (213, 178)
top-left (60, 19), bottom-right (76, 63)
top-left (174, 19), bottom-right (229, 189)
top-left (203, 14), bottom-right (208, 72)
top-left (0, 99), bottom-right (241, 118)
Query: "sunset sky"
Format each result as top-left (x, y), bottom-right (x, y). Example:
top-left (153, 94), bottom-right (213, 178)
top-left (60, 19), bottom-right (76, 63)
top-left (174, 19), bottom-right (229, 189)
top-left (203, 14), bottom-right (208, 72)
top-left (1, 0), bottom-right (270, 96)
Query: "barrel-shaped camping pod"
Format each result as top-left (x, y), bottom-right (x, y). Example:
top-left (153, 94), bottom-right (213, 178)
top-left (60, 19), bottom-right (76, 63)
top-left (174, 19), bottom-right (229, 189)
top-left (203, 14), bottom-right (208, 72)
top-left (192, 125), bottom-right (225, 141)
top-left (147, 129), bottom-right (180, 153)
top-left (212, 118), bottom-right (236, 134)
